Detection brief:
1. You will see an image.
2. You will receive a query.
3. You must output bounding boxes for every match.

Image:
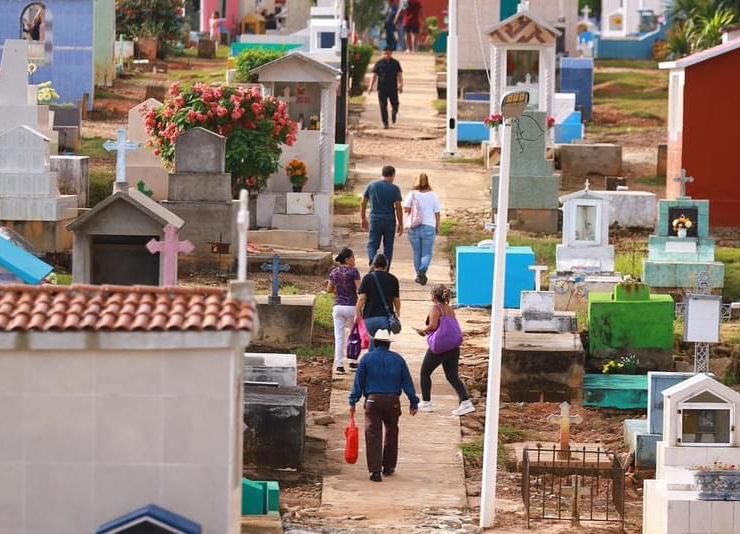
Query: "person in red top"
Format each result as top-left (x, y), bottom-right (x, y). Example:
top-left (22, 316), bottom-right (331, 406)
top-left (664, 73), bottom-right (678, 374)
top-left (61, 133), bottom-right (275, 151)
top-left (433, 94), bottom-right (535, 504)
top-left (396, 0), bottom-right (423, 52)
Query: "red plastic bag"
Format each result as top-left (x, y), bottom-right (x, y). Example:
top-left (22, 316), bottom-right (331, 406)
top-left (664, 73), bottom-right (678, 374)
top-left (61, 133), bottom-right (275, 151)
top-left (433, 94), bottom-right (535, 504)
top-left (344, 414), bottom-right (359, 464)
top-left (357, 318), bottom-right (370, 350)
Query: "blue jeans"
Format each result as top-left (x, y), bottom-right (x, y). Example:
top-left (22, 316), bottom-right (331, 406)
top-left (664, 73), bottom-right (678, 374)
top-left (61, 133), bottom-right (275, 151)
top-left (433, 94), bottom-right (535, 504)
top-left (367, 215), bottom-right (396, 269)
top-left (408, 224), bottom-right (436, 275)
top-left (363, 315), bottom-right (390, 350)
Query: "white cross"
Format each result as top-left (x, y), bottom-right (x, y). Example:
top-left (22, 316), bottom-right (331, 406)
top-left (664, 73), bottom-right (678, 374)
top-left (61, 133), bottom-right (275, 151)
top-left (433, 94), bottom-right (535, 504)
top-left (236, 189), bottom-right (249, 282)
top-left (581, 5), bottom-right (591, 20)
top-left (145, 225), bottom-right (194, 286)
top-left (104, 128), bottom-right (140, 193)
top-left (546, 402), bottom-right (583, 458)
top-left (529, 265), bottom-right (548, 291)
top-left (673, 168), bottom-right (694, 198)
top-left (584, 178), bottom-right (590, 192)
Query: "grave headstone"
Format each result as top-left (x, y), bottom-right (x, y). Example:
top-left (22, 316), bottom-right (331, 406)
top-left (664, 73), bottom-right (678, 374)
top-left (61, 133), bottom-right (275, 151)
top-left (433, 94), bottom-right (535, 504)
top-left (161, 127), bottom-right (234, 270)
top-left (0, 125), bottom-right (77, 252)
top-left (126, 98), bottom-right (169, 200)
top-left (0, 40), bottom-right (39, 134)
top-left (546, 401), bottom-right (583, 457)
top-left (50, 155), bottom-right (89, 208)
top-left (261, 254), bottom-right (291, 305)
top-left (244, 353), bottom-right (297, 386)
top-left (643, 170), bottom-right (724, 289)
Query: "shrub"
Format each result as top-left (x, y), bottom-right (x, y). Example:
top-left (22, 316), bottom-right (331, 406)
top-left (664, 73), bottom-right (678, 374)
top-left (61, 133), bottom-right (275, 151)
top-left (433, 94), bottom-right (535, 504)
top-left (349, 44), bottom-right (373, 97)
top-left (89, 170), bottom-right (114, 207)
top-left (235, 49), bottom-right (287, 82)
top-left (145, 82), bottom-right (298, 195)
top-left (115, 0), bottom-right (185, 56)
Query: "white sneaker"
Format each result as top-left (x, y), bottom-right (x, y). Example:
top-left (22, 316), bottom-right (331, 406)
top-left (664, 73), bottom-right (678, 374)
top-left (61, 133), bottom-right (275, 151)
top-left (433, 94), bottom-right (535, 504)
top-left (418, 401), bottom-right (433, 412)
top-left (451, 400), bottom-right (475, 416)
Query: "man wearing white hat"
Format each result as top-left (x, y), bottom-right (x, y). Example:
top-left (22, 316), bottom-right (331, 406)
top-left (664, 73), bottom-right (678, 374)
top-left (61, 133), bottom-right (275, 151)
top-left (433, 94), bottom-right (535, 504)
top-left (349, 328), bottom-right (419, 482)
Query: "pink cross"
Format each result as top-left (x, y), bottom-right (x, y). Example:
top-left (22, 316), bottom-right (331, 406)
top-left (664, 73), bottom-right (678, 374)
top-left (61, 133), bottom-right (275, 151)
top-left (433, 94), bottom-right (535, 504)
top-left (146, 225), bottom-right (195, 286)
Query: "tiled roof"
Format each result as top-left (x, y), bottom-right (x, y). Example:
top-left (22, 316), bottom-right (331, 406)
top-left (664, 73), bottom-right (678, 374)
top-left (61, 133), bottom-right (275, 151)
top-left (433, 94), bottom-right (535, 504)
top-left (0, 285), bottom-right (255, 333)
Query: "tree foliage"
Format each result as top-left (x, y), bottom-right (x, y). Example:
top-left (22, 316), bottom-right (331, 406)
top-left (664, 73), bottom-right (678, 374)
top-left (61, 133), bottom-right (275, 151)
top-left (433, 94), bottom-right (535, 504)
top-left (235, 49), bottom-right (287, 82)
top-left (667, 0), bottom-right (739, 56)
top-left (115, 0), bottom-right (185, 40)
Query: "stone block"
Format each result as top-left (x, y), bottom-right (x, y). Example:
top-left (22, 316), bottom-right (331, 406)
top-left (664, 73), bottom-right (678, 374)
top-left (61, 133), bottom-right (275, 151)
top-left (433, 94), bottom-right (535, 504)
top-left (174, 128), bottom-right (226, 174)
top-left (256, 194), bottom-right (277, 228)
top-left (521, 291), bottom-right (560, 332)
top-left (643, 260), bottom-right (725, 289)
top-left (0, 105), bottom-right (38, 134)
top-left (501, 330), bottom-right (585, 402)
top-left (253, 295), bottom-right (315, 347)
top-left (0, 195), bottom-right (78, 221)
top-left (556, 244), bottom-right (615, 272)
top-left (0, 218), bottom-right (74, 253)
top-left (127, 165), bottom-right (169, 201)
top-left (51, 156), bottom-right (89, 208)
top-left (599, 190), bottom-right (658, 229)
top-left (198, 39), bottom-right (216, 59)
top-left (244, 353), bottom-right (297, 386)
top-left (249, 229), bottom-right (319, 250)
top-left (605, 176), bottom-right (626, 190)
top-left (167, 172), bottom-right (231, 202)
top-left (56, 126), bottom-right (80, 152)
top-left (51, 106), bottom-right (82, 128)
top-left (504, 309), bottom-right (577, 333)
top-left (491, 175), bottom-right (560, 210)
top-left (161, 200), bottom-right (234, 270)
top-left (271, 214), bottom-right (319, 232)
top-left (286, 193), bottom-right (315, 215)
top-left (556, 144), bottom-right (622, 177)
top-left (502, 208), bottom-right (559, 233)
top-left (243, 384), bottom-right (307, 469)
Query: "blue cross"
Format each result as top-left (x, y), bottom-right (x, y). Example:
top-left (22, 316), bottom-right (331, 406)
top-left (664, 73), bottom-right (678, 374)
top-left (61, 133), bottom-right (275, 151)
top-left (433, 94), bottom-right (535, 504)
top-left (261, 254), bottom-right (291, 304)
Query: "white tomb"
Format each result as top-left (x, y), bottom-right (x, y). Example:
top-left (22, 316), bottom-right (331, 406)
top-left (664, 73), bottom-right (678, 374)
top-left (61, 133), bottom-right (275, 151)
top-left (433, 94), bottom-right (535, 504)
top-left (126, 98), bottom-right (169, 200)
top-left (556, 184), bottom-right (615, 272)
top-left (601, 0), bottom-right (664, 38)
top-left (0, 40), bottom-right (40, 134)
top-left (252, 52), bottom-right (338, 248)
top-left (643, 374), bottom-right (740, 534)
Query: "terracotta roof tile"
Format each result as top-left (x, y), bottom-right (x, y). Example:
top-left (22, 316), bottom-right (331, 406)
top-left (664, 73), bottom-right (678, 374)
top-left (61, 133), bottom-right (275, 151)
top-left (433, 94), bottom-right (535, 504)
top-left (0, 285), bottom-right (255, 333)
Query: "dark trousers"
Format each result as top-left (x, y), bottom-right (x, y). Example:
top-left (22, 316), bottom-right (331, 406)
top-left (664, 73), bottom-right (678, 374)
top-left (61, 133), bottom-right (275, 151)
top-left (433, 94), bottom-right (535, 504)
top-left (367, 215), bottom-right (396, 269)
top-left (364, 394), bottom-right (401, 473)
top-left (378, 89), bottom-right (399, 127)
top-left (420, 347), bottom-right (469, 402)
top-left (385, 23), bottom-right (397, 50)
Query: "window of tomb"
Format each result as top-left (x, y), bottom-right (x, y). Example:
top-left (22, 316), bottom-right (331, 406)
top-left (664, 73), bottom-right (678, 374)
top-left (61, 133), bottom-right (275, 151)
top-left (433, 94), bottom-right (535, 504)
top-left (574, 204), bottom-right (598, 243)
top-left (20, 3), bottom-right (51, 64)
top-left (678, 391), bottom-right (734, 446)
top-left (505, 50), bottom-right (539, 87)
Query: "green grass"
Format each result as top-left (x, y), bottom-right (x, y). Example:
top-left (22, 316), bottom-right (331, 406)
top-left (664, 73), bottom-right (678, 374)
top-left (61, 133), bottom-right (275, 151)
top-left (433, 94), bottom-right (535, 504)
top-left (314, 293), bottom-right (334, 330)
top-left (80, 137), bottom-right (117, 162)
top-left (593, 69), bottom-right (668, 122)
top-left (508, 234), bottom-right (556, 268)
top-left (439, 218), bottom-right (457, 236)
top-left (169, 70), bottom-right (224, 82)
top-left (89, 169), bottom-right (114, 207)
top-left (587, 125), bottom-right (657, 137)
top-left (334, 193), bottom-right (362, 212)
top-left (432, 99), bottom-right (446, 115)
top-left (717, 247), bottom-right (740, 302)
top-left (460, 425), bottom-right (530, 466)
top-left (614, 250), bottom-right (647, 278)
top-left (281, 282), bottom-right (302, 295)
top-left (295, 344), bottom-right (333, 360)
top-left (637, 175), bottom-right (665, 187)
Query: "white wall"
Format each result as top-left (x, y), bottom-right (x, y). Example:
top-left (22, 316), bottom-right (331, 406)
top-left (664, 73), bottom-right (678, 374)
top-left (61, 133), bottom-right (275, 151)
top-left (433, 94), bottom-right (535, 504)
top-left (459, 0), bottom-right (501, 70)
top-left (0, 336), bottom-right (244, 533)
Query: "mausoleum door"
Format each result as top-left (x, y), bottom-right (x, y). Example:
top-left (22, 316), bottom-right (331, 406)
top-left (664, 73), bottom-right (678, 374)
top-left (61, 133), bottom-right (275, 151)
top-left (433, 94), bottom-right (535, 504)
top-left (91, 235), bottom-right (159, 286)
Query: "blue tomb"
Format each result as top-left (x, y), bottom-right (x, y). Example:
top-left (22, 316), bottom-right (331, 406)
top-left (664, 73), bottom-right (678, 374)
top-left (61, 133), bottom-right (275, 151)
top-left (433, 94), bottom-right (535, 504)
top-left (554, 111), bottom-right (584, 144)
top-left (455, 245), bottom-right (535, 308)
top-left (458, 121), bottom-right (490, 144)
top-left (0, 231), bottom-right (52, 284)
top-left (0, 0), bottom-right (96, 110)
top-left (623, 372), bottom-right (695, 469)
top-left (97, 504), bottom-right (202, 534)
top-left (559, 58), bottom-right (593, 121)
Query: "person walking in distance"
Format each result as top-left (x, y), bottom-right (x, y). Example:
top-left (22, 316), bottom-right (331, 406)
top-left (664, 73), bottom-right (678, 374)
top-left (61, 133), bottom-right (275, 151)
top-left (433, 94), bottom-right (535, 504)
top-left (369, 47), bottom-right (403, 129)
top-left (384, 0), bottom-right (399, 51)
top-left (403, 173), bottom-right (441, 286)
top-left (397, 0), bottom-right (422, 52)
top-left (327, 248), bottom-right (361, 375)
top-left (414, 285), bottom-right (475, 416)
top-left (349, 328), bottom-right (419, 482)
top-left (361, 165), bottom-right (403, 269)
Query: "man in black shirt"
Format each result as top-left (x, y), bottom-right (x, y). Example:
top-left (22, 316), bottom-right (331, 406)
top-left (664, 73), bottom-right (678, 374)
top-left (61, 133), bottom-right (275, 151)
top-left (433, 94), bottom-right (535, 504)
top-left (369, 47), bottom-right (403, 129)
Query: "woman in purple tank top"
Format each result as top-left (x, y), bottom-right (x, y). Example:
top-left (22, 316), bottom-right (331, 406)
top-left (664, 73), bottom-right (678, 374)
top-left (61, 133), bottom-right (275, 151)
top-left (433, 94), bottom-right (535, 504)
top-left (414, 285), bottom-right (474, 416)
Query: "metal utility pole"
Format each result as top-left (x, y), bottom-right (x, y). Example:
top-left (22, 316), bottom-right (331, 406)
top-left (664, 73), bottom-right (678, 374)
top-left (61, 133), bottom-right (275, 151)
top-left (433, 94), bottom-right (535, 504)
top-left (443, 0), bottom-right (458, 157)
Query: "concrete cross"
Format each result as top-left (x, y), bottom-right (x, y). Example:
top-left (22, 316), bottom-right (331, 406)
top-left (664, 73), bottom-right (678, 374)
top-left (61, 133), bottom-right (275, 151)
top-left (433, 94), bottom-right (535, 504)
top-left (546, 401), bottom-right (583, 458)
top-left (104, 128), bottom-right (140, 193)
top-left (146, 224), bottom-right (194, 286)
top-left (236, 189), bottom-right (249, 282)
top-left (673, 168), bottom-right (694, 198)
top-left (584, 178), bottom-right (590, 192)
top-left (528, 265), bottom-right (548, 291)
top-left (581, 5), bottom-right (591, 20)
top-left (261, 254), bottom-right (290, 305)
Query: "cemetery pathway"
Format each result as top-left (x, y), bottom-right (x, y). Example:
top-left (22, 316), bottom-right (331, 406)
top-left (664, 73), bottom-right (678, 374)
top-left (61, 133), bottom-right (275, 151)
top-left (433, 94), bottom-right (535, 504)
top-left (319, 52), bottom-right (490, 528)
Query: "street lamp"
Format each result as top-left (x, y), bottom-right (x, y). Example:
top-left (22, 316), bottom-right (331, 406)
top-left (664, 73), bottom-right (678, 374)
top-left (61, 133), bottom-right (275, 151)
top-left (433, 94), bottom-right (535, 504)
top-left (479, 90), bottom-right (529, 529)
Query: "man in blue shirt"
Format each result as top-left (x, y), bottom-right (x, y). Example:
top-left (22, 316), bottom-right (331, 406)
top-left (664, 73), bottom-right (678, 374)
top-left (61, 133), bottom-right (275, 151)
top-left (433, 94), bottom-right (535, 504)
top-left (361, 165), bottom-right (403, 270)
top-left (349, 329), bottom-right (418, 482)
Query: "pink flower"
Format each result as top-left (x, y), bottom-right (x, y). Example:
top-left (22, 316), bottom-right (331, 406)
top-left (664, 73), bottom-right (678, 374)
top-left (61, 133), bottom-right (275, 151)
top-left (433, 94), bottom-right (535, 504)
top-left (231, 109), bottom-right (243, 120)
top-left (168, 83), bottom-right (181, 97)
top-left (216, 105), bottom-right (229, 118)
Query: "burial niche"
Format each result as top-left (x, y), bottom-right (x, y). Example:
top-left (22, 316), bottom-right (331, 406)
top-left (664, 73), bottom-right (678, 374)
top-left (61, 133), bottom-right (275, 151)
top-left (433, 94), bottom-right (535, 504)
top-left (679, 390), bottom-right (733, 446)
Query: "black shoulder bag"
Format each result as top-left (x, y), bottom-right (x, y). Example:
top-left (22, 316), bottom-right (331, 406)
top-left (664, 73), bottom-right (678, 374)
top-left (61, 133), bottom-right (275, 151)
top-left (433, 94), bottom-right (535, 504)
top-left (371, 272), bottom-right (402, 334)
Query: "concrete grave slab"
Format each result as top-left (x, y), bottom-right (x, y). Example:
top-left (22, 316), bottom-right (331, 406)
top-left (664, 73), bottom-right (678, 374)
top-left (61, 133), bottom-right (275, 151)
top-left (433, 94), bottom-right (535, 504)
top-left (244, 352), bottom-right (297, 386)
top-left (174, 127), bottom-right (226, 174)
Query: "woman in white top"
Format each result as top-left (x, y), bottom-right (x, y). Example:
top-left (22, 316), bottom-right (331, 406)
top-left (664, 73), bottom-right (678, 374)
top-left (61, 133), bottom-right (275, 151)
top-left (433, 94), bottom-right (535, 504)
top-left (403, 173), bottom-right (441, 285)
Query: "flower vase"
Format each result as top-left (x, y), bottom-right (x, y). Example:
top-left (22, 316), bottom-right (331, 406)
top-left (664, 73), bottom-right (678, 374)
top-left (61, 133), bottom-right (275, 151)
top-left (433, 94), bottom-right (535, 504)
top-left (678, 228), bottom-right (687, 239)
top-left (292, 184), bottom-right (303, 193)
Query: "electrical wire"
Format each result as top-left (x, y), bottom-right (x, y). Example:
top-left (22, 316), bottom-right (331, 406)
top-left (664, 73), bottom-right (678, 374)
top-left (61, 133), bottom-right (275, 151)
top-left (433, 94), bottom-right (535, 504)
top-left (471, 0), bottom-right (492, 85)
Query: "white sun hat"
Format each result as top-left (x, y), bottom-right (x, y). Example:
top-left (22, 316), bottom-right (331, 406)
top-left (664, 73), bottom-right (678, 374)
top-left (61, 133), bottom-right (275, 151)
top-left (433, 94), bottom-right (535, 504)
top-left (372, 329), bottom-right (393, 342)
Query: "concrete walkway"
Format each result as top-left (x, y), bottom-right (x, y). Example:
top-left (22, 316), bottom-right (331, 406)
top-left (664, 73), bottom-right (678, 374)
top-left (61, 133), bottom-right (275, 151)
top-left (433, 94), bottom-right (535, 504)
top-left (319, 53), bottom-right (489, 526)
